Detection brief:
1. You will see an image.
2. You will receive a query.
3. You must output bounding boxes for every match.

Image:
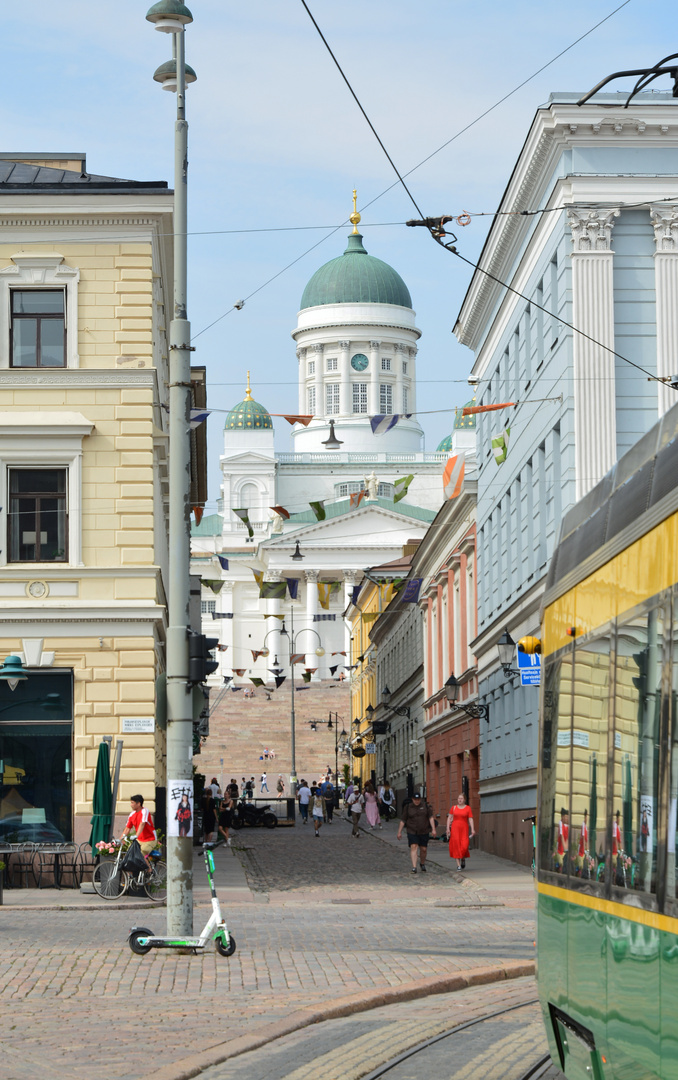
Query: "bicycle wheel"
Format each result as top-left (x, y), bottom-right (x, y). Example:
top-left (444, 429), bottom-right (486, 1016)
top-left (143, 859), bottom-right (167, 902)
top-left (93, 860), bottom-right (129, 899)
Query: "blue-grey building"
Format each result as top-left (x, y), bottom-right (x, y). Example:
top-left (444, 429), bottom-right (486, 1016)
top-left (454, 92), bottom-right (678, 864)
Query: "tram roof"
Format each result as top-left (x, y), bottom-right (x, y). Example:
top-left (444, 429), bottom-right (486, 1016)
top-left (544, 399), bottom-right (678, 606)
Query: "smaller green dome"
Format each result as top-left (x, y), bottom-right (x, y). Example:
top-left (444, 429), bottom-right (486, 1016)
top-left (436, 434), bottom-right (453, 452)
top-left (224, 374), bottom-right (273, 431)
top-left (454, 400), bottom-right (477, 430)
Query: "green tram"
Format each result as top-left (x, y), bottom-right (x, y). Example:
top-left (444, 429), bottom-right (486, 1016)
top-left (538, 402), bottom-right (678, 1080)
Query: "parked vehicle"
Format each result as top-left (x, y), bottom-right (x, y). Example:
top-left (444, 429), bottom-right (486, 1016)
top-left (230, 798), bottom-right (277, 830)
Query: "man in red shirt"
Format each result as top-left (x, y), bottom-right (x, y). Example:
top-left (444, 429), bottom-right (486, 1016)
top-left (121, 794), bottom-right (157, 866)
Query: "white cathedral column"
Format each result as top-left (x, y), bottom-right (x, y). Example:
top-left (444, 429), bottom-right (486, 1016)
top-left (296, 348), bottom-right (306, 414)
top-left (220, 581), bottom-right (234, 680)
top-left (304, 569), bottom-right (321, 680)
top-left (393, 343), bottom-right (405, 413)
top-left (344, 572), bottom-right (360, 660)
top-left (265, 571), bottom-right (283, 678)
top-left (370, 340), bottom-right (380, 415)
top-left (339, 340), bottom-right (351, 415)
top-left (651, 205), bottom-right (678, 417)
top-left (312, 344), bottom-right (324, 418)
top-left (567, 207), bottom-right (620, 500)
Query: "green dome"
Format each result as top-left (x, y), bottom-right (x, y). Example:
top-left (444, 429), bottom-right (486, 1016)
top-left (224, 383), bottom-right (273, 431)
top-left (436, 434), bottom-right (453, 452)
top-left (454, 400), bottom-right (477, 430)
top-left (300, 233), bottom-right (412, 309)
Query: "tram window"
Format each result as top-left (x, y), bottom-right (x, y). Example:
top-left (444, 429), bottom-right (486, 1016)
top-left (612, 608), bottom-right (663, 895)
top-left (540, 653), bottom-right (573, 875)
top-left (570, 635), bottom-right (610, 882)
top-left (667, 602), bottom-right (678, 899)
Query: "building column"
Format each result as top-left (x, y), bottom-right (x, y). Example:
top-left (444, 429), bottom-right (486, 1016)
top-left (459, 553), bottom-right (468, 675)
top-left (220, 582), bottom-right (234, 680)
top-left (393, 343), bottom-right (405, 413)
top-left (339, 340), bottom-right (351, 416)
top-left (370, 340), bottom-right (380, 415)
top-left (304, 569), bottom-right (320, 680)
top-left (296, 348), bottom-right (306, 414)
top-left (651, 205), bottom-right (678, 417)
top-left (567, 208), bottom-right (620, 500)
top-left (446, 567), bottom-right (455, 678)
top-left (312, 343), bottom-right (324, 418)
top-left (265, 571), bottom-right (283, 675)
top-left (344, 571), bottom-right (359, 660)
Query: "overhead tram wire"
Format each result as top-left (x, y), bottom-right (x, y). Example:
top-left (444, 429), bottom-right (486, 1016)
top-left (188, 0), bottom-right (634, 342)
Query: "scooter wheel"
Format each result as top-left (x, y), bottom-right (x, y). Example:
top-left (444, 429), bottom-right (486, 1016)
top-left (129, 928), bottom-right (154, 955)
top-left (231, 816), bottom-right (244, 830)
top-left (216, 934), bottom-right (236, 957)
top-left (263, 813), bottom-right (277, 829)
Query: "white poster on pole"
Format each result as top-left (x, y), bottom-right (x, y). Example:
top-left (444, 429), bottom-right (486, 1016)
top-left (168, 779), bottom-right (194, 838)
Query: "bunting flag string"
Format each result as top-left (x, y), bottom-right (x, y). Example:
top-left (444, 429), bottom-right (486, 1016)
top-left (233, 669), bottom-right (246, 677)
top-left (260, 580), bottom-right (287, 600)
top-left (230, 685), bottom-right (241, 692)
top-left (222, 675), bottom-right (232, 685)
top-left (301, 671), bottom-right (312, 683)
top-left (250, 677), bottom-right (264, 687)
top-left (211, 611), bottom-right (234, 619)
top-left (217, 555), bottom-right (229, 570)
top-left (252, 569), bottom-right (264, 586)
top-left (234, 508), bottom-right (254, 537)
top-left (393, 474), bottom-right (414, 504)
top-left (290, 653), bottom-right (305, 665)
top-left (317, 582), bottom-right (331, 610)
top-left (350, 584), bottom-right (362, 606)
top-left (271, 505), bottom-right (290, 519)
top-left (349, 490), bottom-right (367, 509)
top-left (251, 650), bottom-right (265, 662)
top-left (329, 665), bottom-right (338, 675)
top-left (217, 644), bottom-right (229, 652)
top-left (332, 651), bottom-right (347, 656)
top-left (400, 578), bottom-right (423, 603)
top-left (492, 426), bottom-right (511, 465)
top-left (189, 408), bottom-right (211, 429)
top-left (203, 580), bottom-right (224, 595)
top-left (370, 413), bottom-right (412, 435)
top-left (362, 612), bottom-right (379, 622)
top-left (192, 506), bottom-right (204, 525)
top-left (310, 500), bottom-right (326, 521)
top-left (276, 414), bottom-right (313, 427)
top-left (443, 453), bottom-right (465, 500)
top-left (313, 613), bottom-right (336, 621)
top-left (269, 668), bottom-right (283, 676)
top-left (275, 676), bottom-right (287, 689)
top-left (263, 612), bottom-right (285, 620)
top-left (285, 578), bottom-right (299, 600)
top-left (462, 401), bottom-right (515, 416)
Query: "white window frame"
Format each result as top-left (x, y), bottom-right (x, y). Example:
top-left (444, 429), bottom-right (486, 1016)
top-left (352, 382), bottom-right (367, 414)
top-left (402, 360), bottom-right (408, 375)
top-left (380, 383), bottom-right (393, 414)
top-left (201, 599), bottom-right (217, 614)
top-left (326, 357), bottom-right (338, 371)
top-left (0, 412), bottom-right (92, 567)
top-left (402, 387), bottom-right (409, 412)
top-left (307, 359), bottom-right (315, 375)
top-left (325, 383), bottom-right (340, 415)
top-left (381, 357), bottom-right (391, 371)
top-left (0, 255), bottom-right (80, 369)
top-left (307, 385), bottom-right (316, 415)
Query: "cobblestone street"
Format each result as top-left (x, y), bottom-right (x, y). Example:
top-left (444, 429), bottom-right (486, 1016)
top-left (2, 817), bottom-right (537, 1080)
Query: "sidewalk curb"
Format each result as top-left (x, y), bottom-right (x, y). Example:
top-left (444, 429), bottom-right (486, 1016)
top-left (1, 900), bottom-right (162, 911)
top-left (139, 959), bottom-right (536, 1080)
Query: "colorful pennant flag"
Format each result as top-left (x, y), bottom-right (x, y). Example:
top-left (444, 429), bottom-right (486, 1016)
top-left (351, 584), bottom-right (362, 606)
top-left (252, 569), bottom-right (264, 587)
top-left (269, 668), bottom-right (283, 676)
top-left (285, 578), bottom-right (299, 600)
top-left (290, 653), bottom-right (305, 665)
top-left (234, 508), bottom-right (254, 537)
top-left (313, 613), bottom-right (336, 621)
top-left (279, 414), bottom-right (313, 427)
top-left (222, 675), bottom-right (232, 685)
top-left (332, 651), bottom-right (347, 656)
top-left (230, 685), bottom-right (241, 692)
top-left (274, 676), bottom-right (287, 689)
top-left (462, 402), bottom-right (515, 416)
top-left (233, 669), bottom-right (246, 677)
top-left (362, 612), bottom-right (379, 622)
top-left (349, 490), bottom-right (367, 509)
top-left (251, 650), bottom-right (265, 662)
top-left (250, 677), bottom-right (264, 687)
top-left (211, 611), bottom-right (234, 619)
top-left (401, 578), bottom-right (423, 603)
top-left (217, 644), bottom-right (228, 652)
top-left (189, 408), bottom-right (211, 429)
top-left (271, 506), bottom-right (290, 519)
top-left (370, 413), bottom-right (412, 435)
top-left (192, 506), bottom-right (204, 525)
top-left (492, 426), bottom-right (511, 465)
top-left (203, 580), bottom-right (224, 594)
top-left (318, 582), bottom-right (332, 610)
top-left (329, 665), bottom-right (338, 676)
top-left (301, 671), bottom-right (312, 683)
top-left (263, 612), bottom-right (285, 620)
top-left (393, 474), bottom-right (414, 504)
top-left (310, 500), bottom-right (326, 521)
top-left (443, 453), bottom-right (465, 499)
top-left (217, 555), bottom-right (229, 570)
top-left (260, 580), bottom-right (287, 601)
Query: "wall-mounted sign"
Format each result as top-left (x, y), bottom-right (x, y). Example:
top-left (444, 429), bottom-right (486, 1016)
top-left (365, 742), bottom-right (376, 754)
top-left (518, 651), bottom-right (541, 686)
top-left (122, 717), bottom-right (155, 734)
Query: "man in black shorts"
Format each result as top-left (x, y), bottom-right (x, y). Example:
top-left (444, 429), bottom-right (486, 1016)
top-left (397, 790), bottom-right (436, 874)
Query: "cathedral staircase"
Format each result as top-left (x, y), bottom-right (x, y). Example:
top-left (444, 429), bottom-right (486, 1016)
top-left (199, 680), bottom-right (353, 792)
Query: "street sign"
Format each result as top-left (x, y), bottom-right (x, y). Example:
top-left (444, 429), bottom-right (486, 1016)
top-left (365, 742), bottom-right (376, 754)
top-left (122, 717), bottom-right (155, 733)
top-left (518, 651), bottom-right (541, 686)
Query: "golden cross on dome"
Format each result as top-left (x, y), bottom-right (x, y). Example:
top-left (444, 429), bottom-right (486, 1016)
top-left (244, 370), bottom-right (253, 401)
top-left (350, 188), bottom-right (361, 234)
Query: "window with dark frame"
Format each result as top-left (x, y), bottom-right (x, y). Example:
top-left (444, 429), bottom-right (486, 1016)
top-left (8, 468), bottom-right (68, 563)
top-left (10, 290), bottom-right (66, 368)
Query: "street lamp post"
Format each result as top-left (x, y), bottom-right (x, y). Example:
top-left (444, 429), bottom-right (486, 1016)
top-left (146, 0), bottom-right (196, 937)
top-left (280, 613), bottom-right (325, 796)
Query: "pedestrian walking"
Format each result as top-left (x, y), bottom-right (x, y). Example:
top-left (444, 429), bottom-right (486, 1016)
top-left (218, 791), bottom-right (235, 846)
top-left (276, 774), bottom-right (285, 798)
top-left (320, 777), bottom-right (334, 822)
top-left (397, 790), bottom-right (436, 873)
top-left (364, 781), bottom-right (381, 829)
top-left (202, 791), bottom-right (217, 844)
top-left (209, 777), bottom-right (222, 799)
top-left (227, 778), bottom-right (239, 799)
top-left (247, 777), bottom-right (255, 801)
top-left (260, 772), bottom-right (268, 793)
top-left (297, 779), bottom-right (311, 823)
top-left (446, 793), bottom-right (475, 870)
top-left (347, 783), bottom-right (364, 837)
top-left (311, 789), bottom-right (325, 836)
top-left (379, 781), bottom-right (395, 820)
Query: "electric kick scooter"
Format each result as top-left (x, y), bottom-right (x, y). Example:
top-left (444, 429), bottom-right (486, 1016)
top-left (128, 844), bottom-right (236, 957)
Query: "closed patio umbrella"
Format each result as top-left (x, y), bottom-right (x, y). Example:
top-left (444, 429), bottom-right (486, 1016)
top-left (589, 755), bottom-right (597, 857)
top-left (623, 756), bottom-right (633, 855)
top-left (88, 741), bottom-right (112, 856)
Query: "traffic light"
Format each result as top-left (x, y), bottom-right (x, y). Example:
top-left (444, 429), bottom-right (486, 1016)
top-left (188, 632), bottom-right (219, 684)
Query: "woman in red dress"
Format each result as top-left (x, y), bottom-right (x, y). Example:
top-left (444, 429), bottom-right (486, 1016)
top-left (446, 793), bottom-right (475, 871)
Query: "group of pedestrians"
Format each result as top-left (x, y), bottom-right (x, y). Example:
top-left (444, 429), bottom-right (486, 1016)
top-left (297, 777), bottom-right (335, 835)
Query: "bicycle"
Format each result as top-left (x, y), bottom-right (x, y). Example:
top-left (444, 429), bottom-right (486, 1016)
top-left (92, 840), bottom-right (167, 902)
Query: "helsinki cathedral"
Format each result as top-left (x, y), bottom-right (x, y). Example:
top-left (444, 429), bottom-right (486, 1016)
top-left (190, 198), bottom-right (474, 683)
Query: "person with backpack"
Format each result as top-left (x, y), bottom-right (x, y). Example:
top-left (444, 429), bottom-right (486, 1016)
top-left (121, 794), bottom-right (158, 871)
top-left (397, 790), bottom-right (436, 874)
top-left (379, 781), bottom-right (395, 820)
top-left (347, 783), bottom-right (364, 838)
top-left (320, 777), bottom-right (334, 823)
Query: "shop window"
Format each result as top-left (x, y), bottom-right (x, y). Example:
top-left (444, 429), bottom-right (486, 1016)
top-left (569, 634), bottom-right (610, 882)
top-left (8, 468), bottom-right (68, 562)
top-left (540, 651), bottom-right (573, 874)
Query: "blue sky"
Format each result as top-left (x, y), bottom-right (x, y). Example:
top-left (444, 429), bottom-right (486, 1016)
top-left (3, 0), bottom-right (671, 504)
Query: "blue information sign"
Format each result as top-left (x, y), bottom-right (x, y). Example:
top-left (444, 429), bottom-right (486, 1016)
top-left (518, 651), bottom-right (541, 686)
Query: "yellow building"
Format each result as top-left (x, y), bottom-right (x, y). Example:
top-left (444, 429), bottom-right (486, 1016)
top-left (0, 152), bottom-right (200, 847)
